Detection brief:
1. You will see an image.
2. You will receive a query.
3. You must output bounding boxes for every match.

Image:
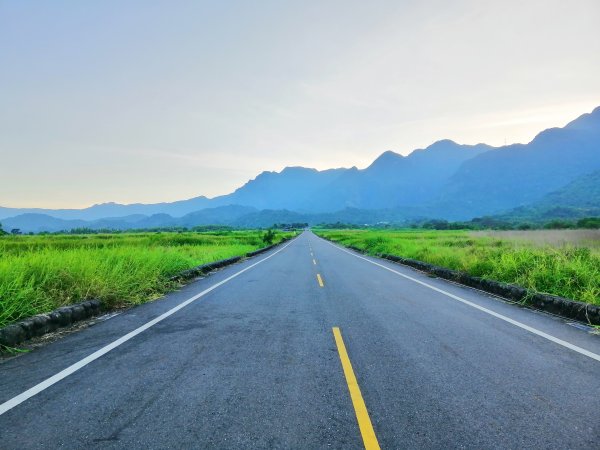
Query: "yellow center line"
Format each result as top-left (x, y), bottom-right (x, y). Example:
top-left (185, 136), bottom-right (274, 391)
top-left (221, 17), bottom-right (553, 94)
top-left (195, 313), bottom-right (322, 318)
top-left (316, 273), bottom-right (324, 287)
top-left (332, 327), bottom-right (381, 450)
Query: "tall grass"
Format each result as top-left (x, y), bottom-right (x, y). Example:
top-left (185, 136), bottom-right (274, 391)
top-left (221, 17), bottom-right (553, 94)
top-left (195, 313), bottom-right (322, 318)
top-left (316, 229), bottom-right (600, 305)
top-left (0, 231), bottom-right (287, 327)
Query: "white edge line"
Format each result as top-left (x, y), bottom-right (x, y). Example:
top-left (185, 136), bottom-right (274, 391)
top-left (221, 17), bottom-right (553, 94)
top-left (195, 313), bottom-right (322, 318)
top-left (321, 238), bottom-right (600, 363)
top-left (0, 240), bottom-right (294, 416)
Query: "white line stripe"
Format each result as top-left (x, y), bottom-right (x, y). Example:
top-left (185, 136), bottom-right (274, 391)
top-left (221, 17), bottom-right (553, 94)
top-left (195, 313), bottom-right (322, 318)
top-left (321, 238), bottom-right (600, 363)
top-left (0, 241), bottom-right (293, 416)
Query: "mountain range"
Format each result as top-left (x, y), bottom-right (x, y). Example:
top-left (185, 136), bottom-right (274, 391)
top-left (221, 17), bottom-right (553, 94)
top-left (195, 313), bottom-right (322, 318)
top-left (1, 106), bottom-right (599, 232)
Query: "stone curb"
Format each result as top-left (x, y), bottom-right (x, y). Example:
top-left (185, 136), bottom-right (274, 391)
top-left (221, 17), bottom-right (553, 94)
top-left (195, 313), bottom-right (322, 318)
top-left (168, 256), bottom-right (243, 282)
top-left (321, 236), bottom-right (600, 326)
top-left (378, 253), bottom-right (600, 325)
top-left (245, 236), bottom-right (291, 258)
top-left (246, 244), bottom-right (277, 258)
top-left (0, 236), bottom-right (294, 348)
top-left (0, 300), bottom-right (102, 347)
top-left (170, 236), bottom-right (291, 282)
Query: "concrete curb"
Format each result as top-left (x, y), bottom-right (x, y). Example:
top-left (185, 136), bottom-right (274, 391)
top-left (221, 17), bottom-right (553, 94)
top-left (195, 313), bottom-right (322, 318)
top-left (0, 236), bottom-right (293, 348)
top-left (321, 237), bottom-right (600, 326)
top-left (0, 300), bottom-right (103, 347)
top-left (168, 256), bottom-right (243, 282)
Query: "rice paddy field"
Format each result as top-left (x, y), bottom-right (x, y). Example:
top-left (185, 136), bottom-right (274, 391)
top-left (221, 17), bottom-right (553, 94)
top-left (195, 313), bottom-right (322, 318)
top-left (315, 229), bottom-right (600, 305)
top-left (0, 231), bottom-right (290, 328)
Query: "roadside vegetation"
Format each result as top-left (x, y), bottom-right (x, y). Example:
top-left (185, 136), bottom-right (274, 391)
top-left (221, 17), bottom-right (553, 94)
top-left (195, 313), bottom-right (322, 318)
top-left (318, 216), bottom-right (600, 231)
top-left (315, 229), bottom-right (600, 305)
top-left (0, 230), bottom-right (290, 328)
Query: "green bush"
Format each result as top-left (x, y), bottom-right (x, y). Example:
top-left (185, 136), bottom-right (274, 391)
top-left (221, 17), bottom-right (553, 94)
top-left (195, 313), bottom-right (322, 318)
top-left (316, 229), bottom-right (599, 305)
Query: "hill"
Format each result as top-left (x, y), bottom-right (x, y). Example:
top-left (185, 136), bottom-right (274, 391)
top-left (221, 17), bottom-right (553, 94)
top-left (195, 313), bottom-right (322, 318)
top-left (498, 170), bottom-right (600, 222)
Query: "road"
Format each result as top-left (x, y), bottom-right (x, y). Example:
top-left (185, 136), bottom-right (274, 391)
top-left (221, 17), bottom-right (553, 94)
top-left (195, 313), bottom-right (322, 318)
top-left (1, 231), bottom-right (599, 449)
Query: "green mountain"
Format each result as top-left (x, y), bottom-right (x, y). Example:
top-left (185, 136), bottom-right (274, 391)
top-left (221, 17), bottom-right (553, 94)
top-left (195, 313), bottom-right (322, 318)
top-left (498, 170), bottom-right (600, 221)
top-left (537, 170), bottom-right (600, 209)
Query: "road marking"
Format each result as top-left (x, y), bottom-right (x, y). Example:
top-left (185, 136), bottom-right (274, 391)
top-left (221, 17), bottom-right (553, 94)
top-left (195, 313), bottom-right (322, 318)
top-left (317, 273), bottom-right (324, 287)
top-left (313, 259), bottom-right (317, 265)
top-left (323, 238), bottom-right (600, 363)
top-left (0, 240), bottom-right (294, 417)
top-left (332, 327), bottom-right (381, 450)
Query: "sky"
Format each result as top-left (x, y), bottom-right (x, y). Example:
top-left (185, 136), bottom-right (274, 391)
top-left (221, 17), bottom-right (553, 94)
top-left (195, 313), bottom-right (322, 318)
top-left (1, 0), bottom-right (599, 209)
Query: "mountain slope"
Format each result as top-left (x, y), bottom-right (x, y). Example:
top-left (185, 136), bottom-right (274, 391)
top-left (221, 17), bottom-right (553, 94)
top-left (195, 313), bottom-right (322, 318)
top-left (498, 170), bottom-right (600, 221)
top-left (434, 107), bottom-right (600, 219)
top-left (537, 170), bottom-right (600, 209)
top-left (178, 205), bottom-right (258, 227)
top-left (214, 167), bottom-right (349, 211)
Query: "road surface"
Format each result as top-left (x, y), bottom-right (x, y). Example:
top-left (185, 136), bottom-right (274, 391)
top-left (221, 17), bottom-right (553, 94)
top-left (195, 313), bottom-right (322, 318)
top-left (1, 231), bottom-right (599, 449)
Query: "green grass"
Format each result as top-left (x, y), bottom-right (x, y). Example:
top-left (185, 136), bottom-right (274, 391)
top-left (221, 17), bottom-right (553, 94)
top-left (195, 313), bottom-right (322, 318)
top-left (315, 229), bottom-right (600, 305)
top-left (0, 231), bottom-right (290, 328)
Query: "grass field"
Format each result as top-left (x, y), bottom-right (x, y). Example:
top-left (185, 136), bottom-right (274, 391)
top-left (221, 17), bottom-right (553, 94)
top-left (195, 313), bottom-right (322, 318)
top-left (315, 229), bottom-right (600, 305)
top-left (0, 231), bottom-right (289, 328)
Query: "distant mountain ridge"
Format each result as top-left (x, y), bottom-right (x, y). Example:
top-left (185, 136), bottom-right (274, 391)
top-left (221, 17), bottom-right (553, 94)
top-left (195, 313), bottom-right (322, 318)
top-left (0, 196), bottom-right (213, 221)
top-left (0, 206), bottom-right (418, 233)
top-left (0, 139), bottom-right (494, 220)
top-left (434, 106), bottom-right (600, 219)
top-left (1, 106), bottom-right (599, 232)
top-left (326, 140), bottom-right (492, 210)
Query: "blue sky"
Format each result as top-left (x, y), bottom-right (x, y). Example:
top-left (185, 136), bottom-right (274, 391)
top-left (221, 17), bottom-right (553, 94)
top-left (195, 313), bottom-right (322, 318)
top-left (1, 0), bottom-right (599, 208)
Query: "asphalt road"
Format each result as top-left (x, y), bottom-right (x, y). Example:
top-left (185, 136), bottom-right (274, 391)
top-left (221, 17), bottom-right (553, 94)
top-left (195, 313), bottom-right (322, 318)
top-left (1, 231), bottom-right (599, 449)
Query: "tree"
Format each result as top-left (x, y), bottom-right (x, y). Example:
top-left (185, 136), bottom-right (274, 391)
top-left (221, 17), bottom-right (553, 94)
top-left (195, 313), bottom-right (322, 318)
top-left (262, 229), bottom-right (276, 245)
top-left (0, 222), bottom-right (6, 236)
top-left (577, 217), bottom-right (600, 229)
top-left (10, 228), bottom-right (22, 235)
top-left (543, 220), bottom-right (573, 230)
